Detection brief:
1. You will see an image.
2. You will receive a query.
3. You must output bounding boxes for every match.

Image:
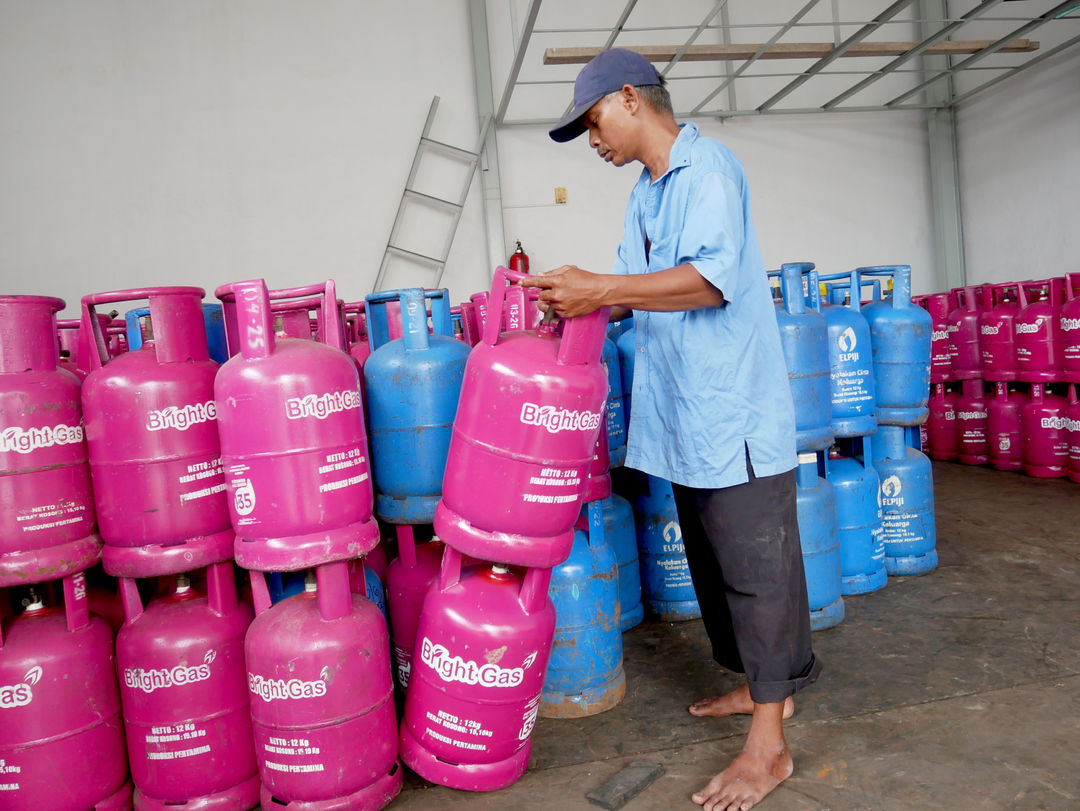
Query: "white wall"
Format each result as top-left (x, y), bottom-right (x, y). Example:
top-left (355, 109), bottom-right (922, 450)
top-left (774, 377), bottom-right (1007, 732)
top-left (498, 111), bottom-right (936, 292)
top-left (1, 0), bottom-right (1074, 319)
top-left (955, 45), bottom-right (1080, 287)
top-left (0, 0), bottom-right (493, 316)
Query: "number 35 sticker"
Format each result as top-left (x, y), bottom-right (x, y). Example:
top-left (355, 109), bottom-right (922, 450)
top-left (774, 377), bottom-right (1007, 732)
top-left (233, 479), bottom-right (256, 516)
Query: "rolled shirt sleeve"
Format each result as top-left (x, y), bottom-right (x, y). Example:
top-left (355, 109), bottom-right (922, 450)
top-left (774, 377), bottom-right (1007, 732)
top-left (679, 171), bottom-right (743, 302)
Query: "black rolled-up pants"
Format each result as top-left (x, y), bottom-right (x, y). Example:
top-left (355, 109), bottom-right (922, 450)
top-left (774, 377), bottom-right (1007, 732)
top-left (671, 450), bottom-right (822, 704)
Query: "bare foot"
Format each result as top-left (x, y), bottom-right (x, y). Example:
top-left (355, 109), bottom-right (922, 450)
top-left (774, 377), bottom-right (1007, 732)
top-left (691, 742), bottom-right (794, 811)
top-left (688, 683), bottom-right (794, 720)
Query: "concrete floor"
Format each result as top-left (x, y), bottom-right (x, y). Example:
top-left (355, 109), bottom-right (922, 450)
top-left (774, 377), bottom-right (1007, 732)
top-left (392, 461), bottom-right (1080, 810)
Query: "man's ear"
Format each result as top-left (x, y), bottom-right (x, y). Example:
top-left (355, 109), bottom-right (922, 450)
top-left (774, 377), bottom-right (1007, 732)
top-left (621, 84), bottom-right (639, 112)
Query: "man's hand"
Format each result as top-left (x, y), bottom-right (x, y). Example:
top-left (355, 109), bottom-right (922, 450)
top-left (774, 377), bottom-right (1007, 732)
top-left (518, 265), bottom-right (614, 319)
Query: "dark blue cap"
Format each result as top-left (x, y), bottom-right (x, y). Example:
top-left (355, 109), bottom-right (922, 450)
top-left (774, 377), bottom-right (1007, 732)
top-left (549, 48), bottom-right (661, 143)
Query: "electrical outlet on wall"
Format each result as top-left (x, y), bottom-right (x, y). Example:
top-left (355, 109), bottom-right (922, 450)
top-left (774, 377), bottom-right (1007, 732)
top-left (554, 187), bottom-right (567, 205)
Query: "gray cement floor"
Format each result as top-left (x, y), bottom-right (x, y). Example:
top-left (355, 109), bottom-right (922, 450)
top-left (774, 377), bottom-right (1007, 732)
top-left (392, 461), bottom-right (1080, 810)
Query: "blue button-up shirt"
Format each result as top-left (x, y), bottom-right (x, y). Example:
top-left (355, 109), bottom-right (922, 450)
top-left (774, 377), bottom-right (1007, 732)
top-left (613, 122), bottom-right (796, 488)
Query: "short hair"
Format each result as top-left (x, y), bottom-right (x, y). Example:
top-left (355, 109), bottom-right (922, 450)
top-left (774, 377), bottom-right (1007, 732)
top-left (603, 77), bottom-right (674, 118)
top-left (636, 78), bottom-right (673, 116)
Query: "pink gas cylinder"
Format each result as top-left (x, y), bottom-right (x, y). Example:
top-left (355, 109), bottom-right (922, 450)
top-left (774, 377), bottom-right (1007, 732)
top-left (0, 296), bottom-right (102, 587)
top-left (366, 537), bottom-right (390, 584)
top-left (56, 317), bottom-right (87, 380)
top-left (343, 302), bottom-right (372, 369)
top-left (583, 424), bottom-right (613, 503)
top-left (105, 318), bottom-right (129, 356)
top-left (385, 298), bottom-right (406, 342)
top-left (274, 298), bottom-right (318, 340)
top-left (926, 383), bottom-right (958, 462)
top-left (458, 300), bottom-right (481, 347)
top-left (246, 562), bottom-right (401, 809)
top-left (0, 572), bottom-right (132, 810)
top-left (385, 525), bottom-right (445, 691)
top-left (986, 382), bottom-right (1025, 472)
top-left (954, 378), bottom-right (989, 466)
top-left (1067, 385), bottom-right (1080, 483)
top-left (214, 279), bottom-right (379, 571)
top-left (450, 305), bottom-right (467, 342)
top-left (341, 300), bottom-right (372, 425)
top-left (76, 565), bottom-right (124, 635)
top-left (503, 284), bottom-right (543, 332)
top-left (116, 562), bottom-right (258, 808)
top-left (1015, 279), bottom-right (1066, 383)
top-left (435, 267), bottom-right (611, 568)
top-left (947, 286), bottom-right (985, 381)
top-left (979, 282), bottom-right (1021, 382)
top-left (1061, 273), bottom-right (1080, 383)
top-left (1021, 383), bottom-right (1069, 478)
top-left (80, 287), bottom-right (233, 577)
top-left (923, 292), bottom-right (952, 383)
top-left (400, 546), bottom-right (555, 791)
top-left (470, 291), bottom-right (491, 333)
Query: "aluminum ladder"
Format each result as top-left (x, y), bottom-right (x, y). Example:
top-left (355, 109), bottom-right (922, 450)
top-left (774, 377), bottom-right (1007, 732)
top-left (372, 96), bottom-right (491, 292)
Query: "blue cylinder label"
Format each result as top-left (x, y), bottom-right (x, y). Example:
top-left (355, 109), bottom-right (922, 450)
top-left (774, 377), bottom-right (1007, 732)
top-left (641, 520), bottom-right (693, 593)
top-left (831, 327), bottom-right (873, 409)
top-left (879, 475), bottom-right (928, 549)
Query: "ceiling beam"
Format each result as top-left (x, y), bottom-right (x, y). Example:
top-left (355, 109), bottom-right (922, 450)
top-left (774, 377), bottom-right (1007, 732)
top-left (949, 30), bottom-right (1080, 106)
top-left (823, 0), bottom-right (1004, 110)
top-left (556, 0), bottom-right (640, 121)
top-left (886, 0), bottom-right (1077, 107)
top-left (661, 0), bottom-right (731, 78)
top-left (599, 0), bottom-right (641, 51)
top-left (543, 38), bottom-right (1038, 65)
top-left (755, 0), bottom-right (916, 112)
top-left (691, 0), bottom-right (823, 114)
top-left (495, 0), bottom-right (543, 124)
top-left (501, 101), bottom-right (939, 128)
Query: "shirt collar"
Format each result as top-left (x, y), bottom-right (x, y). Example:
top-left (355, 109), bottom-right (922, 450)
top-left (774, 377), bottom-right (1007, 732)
top-left (667, 121), bottom-right (698, 175)
top-left (635, 121), bottom-right (699, 190)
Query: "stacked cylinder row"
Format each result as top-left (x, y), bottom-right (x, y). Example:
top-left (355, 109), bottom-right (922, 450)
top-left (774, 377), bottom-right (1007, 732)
top-left (915, 273), bottom-right (1080, 482)
top-left (0, 268), bottom-right (703, 808)
top-left (769, 263), bottom-right (937, 634)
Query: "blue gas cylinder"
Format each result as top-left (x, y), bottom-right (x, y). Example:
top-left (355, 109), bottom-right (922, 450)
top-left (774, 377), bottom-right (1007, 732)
top-left (861, 266), bottom-right (932, 426)
top-left (125, 303), bottom-right (229, 364)
top-left (266, 570), bottom-right (305, 604)
top-left (616, 323), bottom-right (636, 422)
top-left (603, 335), bottom-right (627, 468)
top-left (817, 271), bottom-right (877, 436)
top-left (795, 452), bottom-right (844, 630)
top-left (871, 424), bottom-right (938, 576)
top-left (601, 493), bottom-right (643, 631)
top-left (364, 288), bottom-right (470, 524)
top-left (774, 263), bottom-right (834, 452)
top-left (540, 500), bottom-right (626, 718)
top-left (827, 437), bottom-right (887, 596)
top-left (631, 473), bottom-right (700, 622)
top-left (608, 318), bottom-right (632, 341)
top-left (265, 566), bottom-right (388, 623)
top-left (363, 564), bottom-right (389, 624)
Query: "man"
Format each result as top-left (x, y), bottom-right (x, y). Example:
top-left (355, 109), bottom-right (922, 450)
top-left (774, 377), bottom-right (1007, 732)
top-left (519, 48), bottom-right (821, 811)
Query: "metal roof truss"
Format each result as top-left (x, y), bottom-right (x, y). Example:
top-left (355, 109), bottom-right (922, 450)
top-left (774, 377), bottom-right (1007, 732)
top-left (493, 0), bottom-right (1080, 124)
